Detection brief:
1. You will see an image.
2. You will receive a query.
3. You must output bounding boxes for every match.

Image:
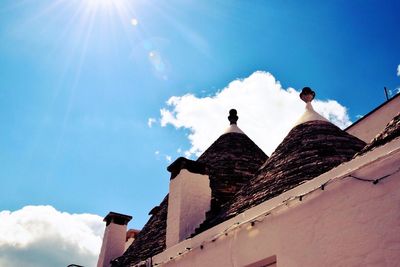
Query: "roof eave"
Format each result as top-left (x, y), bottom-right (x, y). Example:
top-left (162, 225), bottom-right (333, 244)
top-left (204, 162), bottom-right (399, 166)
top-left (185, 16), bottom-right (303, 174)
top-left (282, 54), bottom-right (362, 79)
top-left (345, 93), bottom-right (400, 131)
top-left (151, 136), bottom-right (400, 265)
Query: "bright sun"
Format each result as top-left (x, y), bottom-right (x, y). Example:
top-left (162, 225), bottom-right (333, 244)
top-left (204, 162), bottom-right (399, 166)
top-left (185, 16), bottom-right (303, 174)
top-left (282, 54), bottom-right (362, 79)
top-left (86, 0), bottom-right (115, 8)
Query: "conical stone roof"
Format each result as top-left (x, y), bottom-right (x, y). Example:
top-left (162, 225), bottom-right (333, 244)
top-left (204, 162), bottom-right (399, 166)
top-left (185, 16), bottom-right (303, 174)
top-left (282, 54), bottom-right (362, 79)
top-left (197, 109), bottom-right (268, 213)
top-left (198, 88), bottom-right (366, 231)
top-left (113, 109), bottom-right (267, 266)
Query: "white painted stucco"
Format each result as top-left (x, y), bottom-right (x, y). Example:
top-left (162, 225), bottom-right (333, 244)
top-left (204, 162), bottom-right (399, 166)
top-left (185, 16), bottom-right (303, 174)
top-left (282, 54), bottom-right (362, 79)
top-left (154, 137), bottom-right (400, 267)
top-left (224, 124), bottom-right (245, 134)
top-left (294, 102), bottom-right (328, 127)
top-left (97, 223), bottom-right (128, 267)
top-left (166, 169), bottom-right (211, 248)
top-left (346, 95), bottom-right (400, 142)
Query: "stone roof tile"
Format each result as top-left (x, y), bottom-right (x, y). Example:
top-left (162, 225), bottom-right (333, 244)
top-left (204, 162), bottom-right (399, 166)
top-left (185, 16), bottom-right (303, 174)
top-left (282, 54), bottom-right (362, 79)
top-left (113, 118), bottom-right (267, 266)
top-left (195, 120), bottom-right (366, 232)
top-left (112, 196), bottom-right (168, 266)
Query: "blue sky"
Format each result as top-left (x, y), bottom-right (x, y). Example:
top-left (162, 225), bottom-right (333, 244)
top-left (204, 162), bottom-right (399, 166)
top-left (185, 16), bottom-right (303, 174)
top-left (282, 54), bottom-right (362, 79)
top-left (0, 1), bottom-right (399, 263)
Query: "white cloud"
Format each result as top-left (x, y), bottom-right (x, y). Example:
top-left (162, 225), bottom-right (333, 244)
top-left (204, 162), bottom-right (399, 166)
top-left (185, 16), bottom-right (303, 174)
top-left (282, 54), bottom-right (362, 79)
top-left (160, 71), bottom-right (351, 157)
top-left (397, 64), bottom-right (400, 76)
top-left (0, 205), bottom-right (104, 267)
top-left (165, 155), bottom-right (172, 162)
top-left (147, 118), bottom-right (156, 128)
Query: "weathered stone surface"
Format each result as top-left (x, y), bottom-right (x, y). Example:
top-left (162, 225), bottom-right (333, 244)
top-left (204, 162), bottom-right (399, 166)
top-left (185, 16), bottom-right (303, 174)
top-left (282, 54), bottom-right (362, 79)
top-left (112, 196), bottom-right (168, 266)
top-left (113, 131), bottom-right (267, 266)
top-left (196, 120), bottom-right (366, 232)
top-left (112, 116), bottom-right (399, 266)
top-left (197, 132), bottom-right (268, 215)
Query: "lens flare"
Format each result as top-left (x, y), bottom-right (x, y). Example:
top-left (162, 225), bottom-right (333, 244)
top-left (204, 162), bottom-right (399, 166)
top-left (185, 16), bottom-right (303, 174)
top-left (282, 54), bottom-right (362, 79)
top-left (131, 18), bottom-right (139, 26)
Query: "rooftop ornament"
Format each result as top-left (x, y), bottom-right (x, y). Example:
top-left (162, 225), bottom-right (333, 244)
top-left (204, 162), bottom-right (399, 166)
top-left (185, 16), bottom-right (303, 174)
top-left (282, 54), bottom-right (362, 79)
top-left (294, 87), bottom-right (328, 126)
top-left (225, 109), bottom-right (244, 134)
top-left (228, 109), bottom-right (239, 125)
top-left (300, 87), bottom-right (316, 103)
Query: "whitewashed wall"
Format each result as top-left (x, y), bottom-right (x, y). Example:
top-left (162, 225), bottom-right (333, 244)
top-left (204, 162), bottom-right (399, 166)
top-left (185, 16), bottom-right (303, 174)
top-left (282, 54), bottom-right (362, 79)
top-left (346, 95), bottom-right (400, 142)
top-left (154, 139), bottom-right (400, 267)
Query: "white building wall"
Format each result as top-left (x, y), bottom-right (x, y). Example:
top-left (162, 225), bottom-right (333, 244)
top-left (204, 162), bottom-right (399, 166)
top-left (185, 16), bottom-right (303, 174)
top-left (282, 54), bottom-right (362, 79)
top-left (346, 95), bottom-right (400, 142)
top-left (155, 139), bottom-right (400, 267)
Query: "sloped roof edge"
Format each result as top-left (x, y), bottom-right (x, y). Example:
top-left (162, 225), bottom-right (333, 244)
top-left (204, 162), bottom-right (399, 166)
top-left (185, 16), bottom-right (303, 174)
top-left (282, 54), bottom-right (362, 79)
top-left (345, 93), bottom-right (400, 131)
top-left (356, 112), bottom-right (400, 155)
top-left (152, 136), bottom-right (400, 265)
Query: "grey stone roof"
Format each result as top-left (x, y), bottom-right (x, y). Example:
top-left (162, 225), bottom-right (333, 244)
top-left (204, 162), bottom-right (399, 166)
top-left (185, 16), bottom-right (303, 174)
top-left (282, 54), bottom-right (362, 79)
top-left (195, 120), bottom-right (366, 233)
top-left (197, 132), bottom-right (268, 216)
top-left (114, 120), bottom-right (367, 266)
top-left (112, 85), bottom-right (400, 267)
top-left (112, 130), bottom-right (267, 266)
top-left (112, 196), bottom-right (168, 266)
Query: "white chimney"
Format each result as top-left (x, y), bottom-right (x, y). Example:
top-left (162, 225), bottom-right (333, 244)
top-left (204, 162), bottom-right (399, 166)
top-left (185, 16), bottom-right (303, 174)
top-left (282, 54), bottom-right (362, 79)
top-left (166, 157), bottom-right (211, 248)
top-left (97, 212), bottom-right (132, 267)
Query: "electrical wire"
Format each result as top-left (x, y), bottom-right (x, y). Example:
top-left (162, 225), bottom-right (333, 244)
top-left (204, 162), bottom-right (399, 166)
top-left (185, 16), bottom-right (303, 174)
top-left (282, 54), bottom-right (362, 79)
top-left (138, 165), bottom-right (400, 267)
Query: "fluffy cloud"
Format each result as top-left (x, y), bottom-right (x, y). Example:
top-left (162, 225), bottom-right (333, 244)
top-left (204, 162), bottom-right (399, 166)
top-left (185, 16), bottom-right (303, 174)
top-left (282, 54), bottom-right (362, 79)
top-left (147, 118), bottom-right (157, 128)
top-left (160, 71), bottom-right (351, 156)
top-left (0, 205), bottom-right (104, 267)
top-left (397, 64), bottom-right (400, 76)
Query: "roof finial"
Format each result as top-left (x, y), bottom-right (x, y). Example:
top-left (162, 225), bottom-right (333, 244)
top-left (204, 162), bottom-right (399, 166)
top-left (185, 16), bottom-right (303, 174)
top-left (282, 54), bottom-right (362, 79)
top-left (300, 87), bottom-right (315, 103)
top-left (294, 87), bottom-right (329, 126)
top-left (228, 109), bottom-right (238, 125)
top-left (224, 109), bottom-right (244, 134)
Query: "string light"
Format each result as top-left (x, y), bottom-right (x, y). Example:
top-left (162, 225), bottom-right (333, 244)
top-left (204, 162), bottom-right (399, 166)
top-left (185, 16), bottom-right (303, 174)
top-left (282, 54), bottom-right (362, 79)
top-left (133, 165), bottom-right (400, 267)
top-left (349, 173), bottom-right (392, 184)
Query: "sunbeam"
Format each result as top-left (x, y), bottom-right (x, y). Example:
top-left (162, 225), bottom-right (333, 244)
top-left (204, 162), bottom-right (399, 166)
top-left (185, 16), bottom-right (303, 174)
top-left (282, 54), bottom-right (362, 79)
top-left (4, 0), bottom-right (145, 164)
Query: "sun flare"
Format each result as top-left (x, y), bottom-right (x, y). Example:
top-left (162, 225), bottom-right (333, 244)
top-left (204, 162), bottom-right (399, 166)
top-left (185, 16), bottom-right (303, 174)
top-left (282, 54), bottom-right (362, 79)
top-left (85, 0), bottom-right (115, 9)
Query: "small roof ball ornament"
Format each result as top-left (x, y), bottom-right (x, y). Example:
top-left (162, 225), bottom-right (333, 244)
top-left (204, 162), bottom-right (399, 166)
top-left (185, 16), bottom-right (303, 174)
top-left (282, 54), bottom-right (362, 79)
top-left (300, 87), bottom-right (316, 103)
top-left (228, 109), bottom-right (238, 125)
